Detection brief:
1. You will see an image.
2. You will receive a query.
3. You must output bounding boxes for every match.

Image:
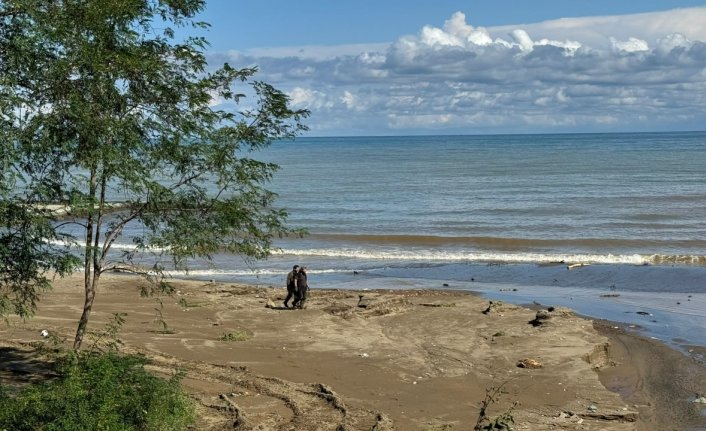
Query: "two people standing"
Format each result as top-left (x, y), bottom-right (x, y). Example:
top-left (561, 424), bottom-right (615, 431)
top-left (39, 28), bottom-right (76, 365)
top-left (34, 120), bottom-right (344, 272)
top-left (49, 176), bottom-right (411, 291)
top-left (284, 265), bottom-right (309, 309)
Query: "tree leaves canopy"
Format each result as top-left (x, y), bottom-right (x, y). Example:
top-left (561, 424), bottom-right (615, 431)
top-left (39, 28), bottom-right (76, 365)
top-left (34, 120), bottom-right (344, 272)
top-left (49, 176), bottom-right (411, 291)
top-left (0, 0), bottom-right (309, 324)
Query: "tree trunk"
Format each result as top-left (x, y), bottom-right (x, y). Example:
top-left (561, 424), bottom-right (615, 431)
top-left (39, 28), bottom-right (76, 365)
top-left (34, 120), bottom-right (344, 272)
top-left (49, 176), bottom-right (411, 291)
top-left (73, 162), bottom-right (98, 350)
top-left (73, 278), bottom-right (95, 349)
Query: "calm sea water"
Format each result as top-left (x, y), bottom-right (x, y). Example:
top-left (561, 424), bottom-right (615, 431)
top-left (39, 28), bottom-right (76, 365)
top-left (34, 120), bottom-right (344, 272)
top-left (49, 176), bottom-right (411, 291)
top-left (119, 132), bottom-right (706, 347)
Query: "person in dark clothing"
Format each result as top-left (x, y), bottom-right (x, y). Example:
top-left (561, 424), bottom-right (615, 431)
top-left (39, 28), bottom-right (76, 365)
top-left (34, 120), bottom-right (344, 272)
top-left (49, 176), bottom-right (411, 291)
top-left (283, 265), bottom-right (300, 308)
top-left (292, 266), bottom-right (309, 309)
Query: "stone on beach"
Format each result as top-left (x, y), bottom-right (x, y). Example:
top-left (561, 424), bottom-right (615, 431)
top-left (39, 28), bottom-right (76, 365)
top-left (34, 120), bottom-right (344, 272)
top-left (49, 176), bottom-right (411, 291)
top-left (517, 358), bottom-right (543, 368)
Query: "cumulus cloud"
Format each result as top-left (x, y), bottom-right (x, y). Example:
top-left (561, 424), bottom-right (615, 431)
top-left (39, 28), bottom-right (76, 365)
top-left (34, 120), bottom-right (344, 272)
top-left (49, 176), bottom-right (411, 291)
top-left (211, 7), bottom-right (706, 135)
top-left (287, 87), bottom-right (334, 110)
top-left (611, 37), bottom-right (649, 52)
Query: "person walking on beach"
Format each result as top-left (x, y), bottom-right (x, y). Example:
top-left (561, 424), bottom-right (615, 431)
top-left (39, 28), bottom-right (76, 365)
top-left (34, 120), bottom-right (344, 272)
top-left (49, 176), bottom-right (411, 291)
top-left (292, 266), bottom-right (309, 309)
top-left (283, 265), bottom-right (300, 308)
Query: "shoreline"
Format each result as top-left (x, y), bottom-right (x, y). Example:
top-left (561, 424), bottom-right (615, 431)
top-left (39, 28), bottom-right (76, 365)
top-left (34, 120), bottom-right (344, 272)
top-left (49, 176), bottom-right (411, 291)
top-left (180, 260), bottom-right (706, 348)
top-left (593, 320), bottom-right (706, 431)
top-left (1, 274), bottom-right (705, 430)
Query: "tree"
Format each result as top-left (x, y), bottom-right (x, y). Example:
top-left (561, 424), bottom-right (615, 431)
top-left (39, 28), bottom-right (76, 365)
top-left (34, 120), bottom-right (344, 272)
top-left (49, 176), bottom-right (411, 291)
top-left (0, 0), bottom-right (308, 349)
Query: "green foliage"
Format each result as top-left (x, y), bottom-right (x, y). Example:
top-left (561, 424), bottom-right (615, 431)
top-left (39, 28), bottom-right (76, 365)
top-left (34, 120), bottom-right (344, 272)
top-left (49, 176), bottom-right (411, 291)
top-left (0, 0), bottom-right (309, 347)
top-left (218, 330), bottom-right (249, 342)
top-left (86, 312), bottom-right (127, 353)
top-left (0, 351), bottom-right (195, 431)
top-left (0, 202), bottom-right (80, 319)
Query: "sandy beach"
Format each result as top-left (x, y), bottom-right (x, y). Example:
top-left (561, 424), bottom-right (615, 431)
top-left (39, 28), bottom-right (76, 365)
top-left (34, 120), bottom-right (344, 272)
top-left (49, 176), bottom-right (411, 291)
top-left (1, 273), bottom-right (705, 430)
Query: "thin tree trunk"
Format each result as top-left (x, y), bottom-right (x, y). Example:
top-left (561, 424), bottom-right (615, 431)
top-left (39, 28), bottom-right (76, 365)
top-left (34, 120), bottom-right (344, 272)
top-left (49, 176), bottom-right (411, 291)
top-left (73, 163), bottom-right (98, 350)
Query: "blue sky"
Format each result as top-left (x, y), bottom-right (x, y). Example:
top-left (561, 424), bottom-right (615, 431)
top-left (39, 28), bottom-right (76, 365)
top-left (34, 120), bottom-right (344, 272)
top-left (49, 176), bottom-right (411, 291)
top-left (192, 1), bottom-right (706, 136)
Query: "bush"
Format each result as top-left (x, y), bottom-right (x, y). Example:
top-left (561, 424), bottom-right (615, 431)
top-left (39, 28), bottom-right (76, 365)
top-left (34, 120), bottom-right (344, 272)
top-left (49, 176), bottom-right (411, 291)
top-left (0, 351), bottom-right (194, 431)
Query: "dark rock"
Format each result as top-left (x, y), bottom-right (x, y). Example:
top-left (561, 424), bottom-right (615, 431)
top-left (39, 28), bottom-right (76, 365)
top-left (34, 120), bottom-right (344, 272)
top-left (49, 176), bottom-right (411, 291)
top-left (517, 358), bottom-right (542, 368)
top-left (530, 309), bottom-right (552, 326)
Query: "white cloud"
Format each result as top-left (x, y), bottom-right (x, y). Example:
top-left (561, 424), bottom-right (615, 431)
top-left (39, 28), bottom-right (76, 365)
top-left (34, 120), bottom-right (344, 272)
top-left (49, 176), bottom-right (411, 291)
top-left (656, 33), bottom-right (693, 53)
top-left (511, 29), bottom-right (535, 51)
top-left (444, 12), bottom-right (494, 46)
top-left (288, 87), bottom-right (333, 110)
top-left (207, 89), bottom-right (226, 107)
top-left (420, 25), bottom-right (464, 48)
top-left (341, 90), bottom-right (365, 111)
top-left (213, 7), bottom-right (706, 135)
top-left (490, 7), bottom-right (706, 49)
top-left (611, 37), bottom-right (649, 52)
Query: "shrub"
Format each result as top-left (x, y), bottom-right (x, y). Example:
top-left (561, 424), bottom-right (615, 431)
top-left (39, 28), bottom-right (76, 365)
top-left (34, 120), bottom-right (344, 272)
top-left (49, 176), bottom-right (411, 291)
top-left (0, 351), bottom-right (194, 431)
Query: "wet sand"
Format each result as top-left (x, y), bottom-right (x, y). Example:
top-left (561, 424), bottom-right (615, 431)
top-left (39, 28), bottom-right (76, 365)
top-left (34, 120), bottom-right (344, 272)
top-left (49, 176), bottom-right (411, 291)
top-left (1, 273), bottom-right (705, 430)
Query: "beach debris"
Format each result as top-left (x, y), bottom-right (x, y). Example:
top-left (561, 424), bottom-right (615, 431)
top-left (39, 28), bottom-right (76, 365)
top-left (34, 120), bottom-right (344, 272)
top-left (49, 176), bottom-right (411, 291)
top-left (567, 263), bottom-right (590, 270)
top-left (482, 300), bottom-right (518, 315)
top-left (357, 295), bottom-right (373, 308)
top-left (482, 300), bottom-right (504, 314)
top-left (40, 329), bottom-right (49, 337)
top-left (692, 395), bottom-right (706, 404)
top-left (557, 411), bottom-right (583, 424)
top-left (587, 404), bottom-right (598, 412)
top-left (529, 309), bottom-right (552, 326)
top-left (420, 302), bottom-right (456, 308)
top-left (359, 352), bottom-right (369, 358)
top-left (517, 358), bottom-right (542, 369)
top-left (265, 299), bottom-right (276, 309)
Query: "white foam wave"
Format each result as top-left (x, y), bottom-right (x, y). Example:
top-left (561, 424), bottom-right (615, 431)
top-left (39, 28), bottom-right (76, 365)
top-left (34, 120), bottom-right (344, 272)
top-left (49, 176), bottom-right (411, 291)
top-left (47, 239), bottom-right (170, 252)
top-left (164, 268), bottom-right (349, 278)
top-left (274, 248), bottom-right (647, 265)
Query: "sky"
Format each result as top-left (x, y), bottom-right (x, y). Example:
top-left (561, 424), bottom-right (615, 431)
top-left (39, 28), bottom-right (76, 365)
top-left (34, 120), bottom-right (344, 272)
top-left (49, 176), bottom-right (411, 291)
top-left (191, 1), bottom-right (706, 136)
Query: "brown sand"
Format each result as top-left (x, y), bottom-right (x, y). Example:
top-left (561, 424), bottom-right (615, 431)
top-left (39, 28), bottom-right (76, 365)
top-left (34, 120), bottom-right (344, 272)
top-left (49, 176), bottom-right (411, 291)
top-left (1, 273), bottom-right (705, 430)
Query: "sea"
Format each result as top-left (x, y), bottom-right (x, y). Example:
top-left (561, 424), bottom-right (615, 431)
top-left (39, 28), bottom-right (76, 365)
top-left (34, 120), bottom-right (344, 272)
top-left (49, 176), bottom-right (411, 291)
top-left (117, 132), bottom-right (706, 349)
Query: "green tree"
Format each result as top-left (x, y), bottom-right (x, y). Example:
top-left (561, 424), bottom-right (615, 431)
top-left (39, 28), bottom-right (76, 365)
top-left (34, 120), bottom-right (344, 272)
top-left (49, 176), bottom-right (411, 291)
top-left (0, 0), bottom-right (308, 349)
